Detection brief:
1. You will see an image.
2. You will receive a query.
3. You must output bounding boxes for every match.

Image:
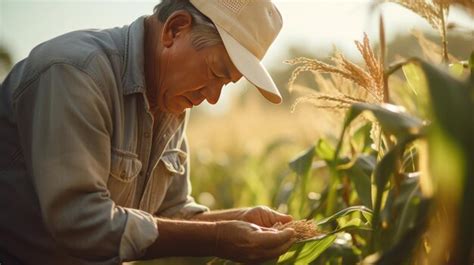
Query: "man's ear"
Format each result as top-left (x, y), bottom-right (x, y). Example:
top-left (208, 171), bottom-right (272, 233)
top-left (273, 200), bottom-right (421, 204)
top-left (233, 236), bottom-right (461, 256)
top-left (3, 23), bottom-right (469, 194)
top-left (161, 10), bottom-right (193, 48)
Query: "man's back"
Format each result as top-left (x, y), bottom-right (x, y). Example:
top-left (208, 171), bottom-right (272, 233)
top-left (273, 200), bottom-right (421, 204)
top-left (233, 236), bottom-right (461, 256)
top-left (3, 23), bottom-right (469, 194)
top-left (0, 19), bottom-right (160, 265)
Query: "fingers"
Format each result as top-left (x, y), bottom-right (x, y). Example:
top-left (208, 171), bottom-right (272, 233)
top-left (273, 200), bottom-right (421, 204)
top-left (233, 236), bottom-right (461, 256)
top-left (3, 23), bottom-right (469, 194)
top-left (254, 228), bottom-right (296, 248)
top-left (261, 235), bottom-right (297, 260)
top-left (259, 226), bottom-right (278, 232)
top-left (259, 206), bottom-right (293, 227)
top-left (216, 220), bottom-right (296, 264)
top-left (272, 211), bottom-right (293, 224)
top-left (247, 234), bottom-right (297, 264)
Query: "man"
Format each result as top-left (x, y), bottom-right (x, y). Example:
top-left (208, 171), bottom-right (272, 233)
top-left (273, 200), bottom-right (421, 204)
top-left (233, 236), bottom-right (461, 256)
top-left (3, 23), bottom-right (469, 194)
top-left (0, 0), bottom-right (296, 264)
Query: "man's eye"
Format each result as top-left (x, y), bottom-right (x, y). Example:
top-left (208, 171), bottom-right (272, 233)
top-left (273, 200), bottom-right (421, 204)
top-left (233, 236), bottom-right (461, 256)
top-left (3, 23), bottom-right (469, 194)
top-left (211, 71), bottom-right (221, 79)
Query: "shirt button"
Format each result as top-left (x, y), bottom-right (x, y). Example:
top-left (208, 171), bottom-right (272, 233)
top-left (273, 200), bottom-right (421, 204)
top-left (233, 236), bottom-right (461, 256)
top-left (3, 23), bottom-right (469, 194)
top-left (144, 132), bottom-right (151, 138)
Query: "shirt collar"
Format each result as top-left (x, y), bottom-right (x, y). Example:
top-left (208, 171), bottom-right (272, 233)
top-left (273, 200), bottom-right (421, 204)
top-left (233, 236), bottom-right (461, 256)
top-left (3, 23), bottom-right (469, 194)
top-left (122, 16), bottom-right (147, 96)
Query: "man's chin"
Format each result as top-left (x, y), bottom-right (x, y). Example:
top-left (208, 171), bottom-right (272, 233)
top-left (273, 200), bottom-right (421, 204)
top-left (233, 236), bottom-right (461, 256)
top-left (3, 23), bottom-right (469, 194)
top-left (161, 101), bottom-right (187, 115)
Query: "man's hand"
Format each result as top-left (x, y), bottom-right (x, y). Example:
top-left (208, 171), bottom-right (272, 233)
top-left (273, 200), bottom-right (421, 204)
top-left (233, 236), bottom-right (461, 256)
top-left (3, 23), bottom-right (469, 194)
top-left (215, 220), bottom-right (296, 263)
top-left (236, 206), bottom-right (293, 227)
top-left (140, 217), bottom-right (296, 263)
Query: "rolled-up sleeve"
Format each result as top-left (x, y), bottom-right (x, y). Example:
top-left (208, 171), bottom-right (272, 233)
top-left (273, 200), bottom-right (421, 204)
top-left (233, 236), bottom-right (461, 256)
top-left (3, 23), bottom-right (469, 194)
top-left (13, 63), bottom-right (157, 263)
top-left (156, 135), bottom-right (209, 219)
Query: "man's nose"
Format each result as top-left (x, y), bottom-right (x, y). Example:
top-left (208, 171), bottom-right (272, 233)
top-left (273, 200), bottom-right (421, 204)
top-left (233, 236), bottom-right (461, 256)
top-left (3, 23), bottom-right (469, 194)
top-left (202, 83), bottom-right (224, 105)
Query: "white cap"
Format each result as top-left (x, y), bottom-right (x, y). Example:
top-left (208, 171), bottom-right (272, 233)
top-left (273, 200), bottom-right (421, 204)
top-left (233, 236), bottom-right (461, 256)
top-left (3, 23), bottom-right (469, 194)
top-left (190, 0), bottom-right (283, 104)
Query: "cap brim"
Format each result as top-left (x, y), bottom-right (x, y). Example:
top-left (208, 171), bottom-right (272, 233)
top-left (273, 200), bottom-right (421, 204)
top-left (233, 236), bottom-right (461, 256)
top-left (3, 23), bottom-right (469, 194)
top-left (215, 26), bottom-right (282, 104)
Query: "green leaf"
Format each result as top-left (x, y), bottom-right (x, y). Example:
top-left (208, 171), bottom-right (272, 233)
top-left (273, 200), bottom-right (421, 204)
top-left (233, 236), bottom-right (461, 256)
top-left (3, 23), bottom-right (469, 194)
top-left (401, 62), bottom-right (431, 118)
top-left (352, 103), bottom-right (424, 139)
top-left (289, 145), bottom-right (317, 217)
top-left (320, 235), bottom-right (361, 265)
top-left (350, 123), bottom-right (373, 153)
top-left (415, 60), bottom-right (472, 145)
top-left (289, 145), bottom-right (315, 176)
top-left (448, 62), bottom-right (465, 77)
top-left (335, 103), bottom-right (425, 159)
top-left (315, 139), bottom-right (335, 161)
top-left (393, 176), bottom-right (422, 243)
top-left (370, 136), bottom-right (420, 252)
top-left (342, 155), bottom-right (375, 208)
top-left (415, 58), bottom-right (474, 263)
top-left (402, 62), bottom-right (426, 96)
top-left (317, 205), bottom-right (373, 226)
top-left (373, 148), bottom-right (397, 196)
top-left (277, 234), bottom-right (337, 265)
top-left (362, 199), bottom-right (431, 265)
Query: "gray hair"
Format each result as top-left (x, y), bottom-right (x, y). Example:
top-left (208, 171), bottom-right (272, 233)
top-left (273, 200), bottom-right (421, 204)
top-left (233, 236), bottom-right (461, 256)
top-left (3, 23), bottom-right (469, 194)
top-left (154, 0), bottom-right (222, 50)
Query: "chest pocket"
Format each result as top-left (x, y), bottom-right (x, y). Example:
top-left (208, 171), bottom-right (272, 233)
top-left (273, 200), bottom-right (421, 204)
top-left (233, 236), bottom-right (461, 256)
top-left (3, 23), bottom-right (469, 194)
top-left (140, 148), bottom-right (188, 213)
top-left (107, 148), bottom-right (142, 207)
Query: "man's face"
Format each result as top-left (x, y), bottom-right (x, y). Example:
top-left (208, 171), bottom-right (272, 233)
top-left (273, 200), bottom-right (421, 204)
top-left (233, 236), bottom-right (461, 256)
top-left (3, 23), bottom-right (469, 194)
top-left (157, 31), bottom-right (243, 114)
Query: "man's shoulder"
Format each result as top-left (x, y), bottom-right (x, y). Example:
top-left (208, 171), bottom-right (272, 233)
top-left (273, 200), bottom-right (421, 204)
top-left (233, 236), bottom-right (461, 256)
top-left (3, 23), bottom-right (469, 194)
top-left (27, 26), bottom-right (127, 79)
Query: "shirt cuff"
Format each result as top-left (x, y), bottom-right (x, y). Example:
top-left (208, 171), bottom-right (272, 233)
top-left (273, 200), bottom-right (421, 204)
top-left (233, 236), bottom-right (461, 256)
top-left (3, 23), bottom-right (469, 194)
top-left (119, 208), bottom-right (158, 261)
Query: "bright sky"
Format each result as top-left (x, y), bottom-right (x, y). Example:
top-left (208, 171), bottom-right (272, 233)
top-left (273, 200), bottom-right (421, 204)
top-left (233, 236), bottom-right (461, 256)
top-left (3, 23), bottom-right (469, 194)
top-left (0, 0), bottom-right (472, 111)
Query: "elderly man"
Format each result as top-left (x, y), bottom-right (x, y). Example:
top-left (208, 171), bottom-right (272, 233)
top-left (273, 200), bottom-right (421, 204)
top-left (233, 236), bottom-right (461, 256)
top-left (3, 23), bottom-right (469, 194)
top-left (0, 0), bottom-right (295, 264)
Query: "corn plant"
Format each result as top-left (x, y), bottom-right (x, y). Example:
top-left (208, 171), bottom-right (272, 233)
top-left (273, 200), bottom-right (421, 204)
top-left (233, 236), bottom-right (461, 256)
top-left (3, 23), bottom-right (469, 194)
top-left (274, 1), bottom-right (473, 264)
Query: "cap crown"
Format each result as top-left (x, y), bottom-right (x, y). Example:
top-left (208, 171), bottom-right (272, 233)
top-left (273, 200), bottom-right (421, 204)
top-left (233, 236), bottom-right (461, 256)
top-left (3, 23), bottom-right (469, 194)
top-left (190, 0), bottom-right (283, 60)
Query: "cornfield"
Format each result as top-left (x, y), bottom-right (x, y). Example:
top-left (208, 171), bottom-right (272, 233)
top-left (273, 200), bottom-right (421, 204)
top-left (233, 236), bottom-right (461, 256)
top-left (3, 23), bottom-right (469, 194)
top-left (190, 0), bottom-right (474, 264)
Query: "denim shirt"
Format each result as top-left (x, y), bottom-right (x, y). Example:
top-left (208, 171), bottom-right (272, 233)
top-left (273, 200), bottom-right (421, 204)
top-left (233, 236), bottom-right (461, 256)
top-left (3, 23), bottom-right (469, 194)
top-left (0, 16), bottom-right (208, 265)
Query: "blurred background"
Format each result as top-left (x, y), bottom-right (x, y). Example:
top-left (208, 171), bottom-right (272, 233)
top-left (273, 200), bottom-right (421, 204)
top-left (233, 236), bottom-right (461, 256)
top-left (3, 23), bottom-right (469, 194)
top-left (1, 1), bottom-right (473, 264)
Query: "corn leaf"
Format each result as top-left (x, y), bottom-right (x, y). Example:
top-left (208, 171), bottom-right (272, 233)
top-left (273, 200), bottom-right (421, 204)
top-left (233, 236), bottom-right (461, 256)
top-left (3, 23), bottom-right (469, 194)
top-left (315, 139), bottom-right (335, 162)
top-left (350, 123), bottom-right (373, 154)
top-left (416, 60), bottom-right (472, 144)
top-left (335, 102), bottom-right (425, 159)
top-left (352, 103), bottom-right (424, 139)
top-left (277, 234), bottom-right (337, 265)
top-left (402, 63), bottom-right (425, 96)
top-left (341, 155), bottom-right (375, 208)
top-left (415, 59), bottom-right (474, 264)
top-left (402, 62), bottom-right (431, 118)
top-left (278, 206), bottom-right (372, 264)
top-left (448, 62), bottom-right (465, 77)
top-left (289, 145), bottom-right (315, 176)
top-left (316, 205), bottom-right (372, 226)
top-left (289, 145), bottom-right (316, 216)
top-left (392, 176), bottom-right (422, 243)
top-left (369, 135), bottom-right (420, 251)
top-left (361, 198), bottom-right (431, 265)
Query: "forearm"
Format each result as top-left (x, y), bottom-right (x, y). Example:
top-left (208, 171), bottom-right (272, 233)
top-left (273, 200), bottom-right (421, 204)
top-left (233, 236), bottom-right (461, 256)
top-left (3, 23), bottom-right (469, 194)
top-left (140, 218), bottom-right (217, 259)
